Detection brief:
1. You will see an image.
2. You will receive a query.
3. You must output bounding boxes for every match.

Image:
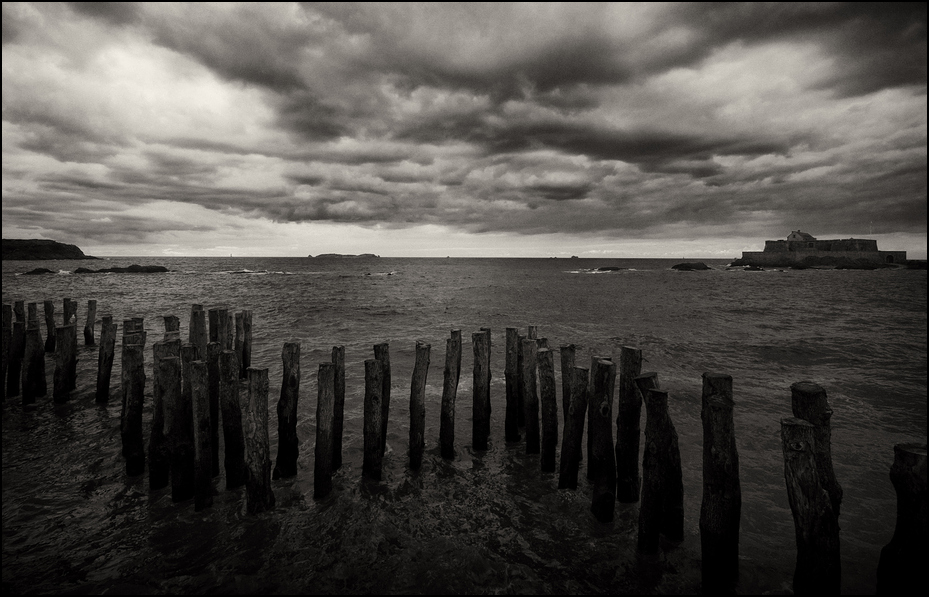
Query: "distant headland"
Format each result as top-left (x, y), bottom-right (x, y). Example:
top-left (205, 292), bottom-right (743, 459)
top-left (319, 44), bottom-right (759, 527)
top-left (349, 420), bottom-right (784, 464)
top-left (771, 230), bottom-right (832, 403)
top-left (2, 239), bottom-right (97, 260)
top-left (308, 253), bottom-right (380, 258)
top-left (730, 230), bottom-right (907, 269)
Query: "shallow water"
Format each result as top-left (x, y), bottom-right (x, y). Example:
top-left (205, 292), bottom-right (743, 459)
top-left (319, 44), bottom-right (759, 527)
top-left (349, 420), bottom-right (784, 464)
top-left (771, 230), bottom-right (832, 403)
top-left (2, 257), bottom-right (926, 594)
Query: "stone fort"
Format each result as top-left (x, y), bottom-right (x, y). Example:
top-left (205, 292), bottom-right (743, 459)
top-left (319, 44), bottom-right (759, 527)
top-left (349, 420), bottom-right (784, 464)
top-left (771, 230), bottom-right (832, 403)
top-left (735, 230), bottom-right (907, 267)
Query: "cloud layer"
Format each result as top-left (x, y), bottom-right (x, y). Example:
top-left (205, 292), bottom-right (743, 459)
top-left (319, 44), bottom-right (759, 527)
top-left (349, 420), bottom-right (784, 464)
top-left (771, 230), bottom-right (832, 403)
top-left (2, 3), bottom-right (926, 256)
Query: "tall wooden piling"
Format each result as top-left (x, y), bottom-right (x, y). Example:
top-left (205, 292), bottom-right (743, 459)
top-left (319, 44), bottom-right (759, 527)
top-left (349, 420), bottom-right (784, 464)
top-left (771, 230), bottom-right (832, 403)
top-left (374, 342), bottom-right (391, 456)
top-left (149, 340), bottom-right (179, 491)
top-left (240, 310), bottom-right (252, 378)
top-left (189, 305), bottom-right (207, 356)
top-left (538, 348), bottom-right (558, 472)
top-left (95, 318), bottom-right (117, 403)
top-left (208, 308), bottom-right (226, 345)
top-left (559, 344), bottom-right (576, 423)
top-left (440, 331), bottom-right (461, 459)
top-left (219, 350), bottom-right (246, 488)
top-left (409, 342), bottom-right (430, 469)
top-left (516, 333), bottom-right (526, 428)
top-left (8, 309), bottom-right (25, 397)
top-left (700, 373), bottom-right (741, 593)
top-left (877, 443), bottom-right (927, 595)
top-left (83, 300), bottom-right (97, 345)
top-left (522, 338), bottom-right (540, 454)
top-left (590, 359), bottom-right (617, 522)
top-left (331, 345), bottom-right (345, 470)
top-left (190, 360), bottom-right (213, 511)
top-left (781, 417), bottom-right (840, 595)
top-left (244, 367), bottom-right (275, 513)
top-left (363, 359), bottom-right (384, 481)
top-left (207, 342), bottom-right (221, 477)
top-left (53, 325), bottom-right (75, 402)
top-left (472, 331), bottom-right (491, 451)
top-left (1, 304), bottom-right (10, 400)
top-left (235, 312), bottom-right (244, 365)
top-left (27, 302), bottom-right (38, 329)
top-left (315, 362), bottom-right (335, 499)
top-left (638, 386), bottom-right (684, 552)
top-left (791, 381), bottom-right (843, 516)
top-left (43, 301), bottom-right (55, 353)
top-left (225, 312), bottom-right (234, 351)
top-left (121, 343), bottom-right (146, 476)
top-left (505, 328), bottom-right (521, 442)
top-left (587, 355), bottom-right (611, 481)
top-left (162, 355), bottom-right (194, 502)
top-left (21, 321), bottom-right (46, 404)
top-left (616, 346), bottom-right (643, 503)
top-left (163, 315), bottom-right (180, 341)
top-left (273, 342), bottom-right (301, 479)
top-left (558, 366), bottom-right (589, 490)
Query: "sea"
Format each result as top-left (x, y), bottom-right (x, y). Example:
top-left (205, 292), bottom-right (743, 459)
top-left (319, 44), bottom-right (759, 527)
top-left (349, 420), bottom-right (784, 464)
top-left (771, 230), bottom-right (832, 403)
top-left (2, 256), bottom-right (926, 595)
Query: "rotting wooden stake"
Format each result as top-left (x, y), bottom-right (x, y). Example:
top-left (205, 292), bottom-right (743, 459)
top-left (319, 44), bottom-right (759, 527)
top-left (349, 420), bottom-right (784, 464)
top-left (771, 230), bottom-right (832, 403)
top-left (538, 348), bottom-right (558, 472)
top-left (315, 362), bottom-right (335, 499)
top-left (8, 303), bottom-right (25, 398)
top-left (163, 315), bottom-right (180, 341)
top-left (440, 331), bottom-right (461, 460)
top-left (161, 355), bottom-right (194, 502)
top-left (149, 340), bottom-right (178, 491)
top-left (505, 328), bottom-right (521, 442)
top-left (95, 318), bottom-right (117, 403)
top-left (43, 300), bottom-right (55, 353)
top-left (53, 325), bottom-right (75, 402)
top-left (244, 367), bottom-right (275, 513)
top-left (191, 360), bottom-right (213, 511)
top-left (409, 342), bottom-right (430, 469)
top-left (121, 343), bottom-right (146, 477)
top-left (189, 305), bottom-right (207, 357)
top-left (472, 331), bottom-right (491, 451)
top-left (363, 359), bottom-right (384, 480)
top-left (219, 349), bottom-right (246, 489)
top-left (240, 310), bottom-right (252, 378)
top-left (522, 338), bottom-right (540, 454)
top-left (273, 342), bottom-right (301, 479)
top-left (558, 366), bottom-right (588, 490)
top-left (516, 333), bottom-right (526, 428)
top-left (374, 342), bottom-right (391, 457)
top-left (638, 386), bottom-right (684, 552)
top-left (21, 321), bottom-right (46, 404)
top-left (616, 346), bottom-right (643, 503)
top-left (83, 300), bottom-right (97, 345)
top-left (590, 359), bottom-right (617, 523)
top-left (331, 345), bottom-right (345, 470)
top-left (877, 443), bottom-right (927, 595)
top-left (207, 342), bottom-right (221, 477)
top-left (559, 344), bottom-right (576, 425)
top-left (791, 381), bottom-right (843, 517)
top-left (1, 304), bottom-right (10, 401)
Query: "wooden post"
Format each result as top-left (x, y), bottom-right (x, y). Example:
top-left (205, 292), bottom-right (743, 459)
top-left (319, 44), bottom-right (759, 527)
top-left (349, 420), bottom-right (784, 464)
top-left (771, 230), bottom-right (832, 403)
top-left (132, 316), bottom-right (145, 347)
top-left (331, 345), bottom-right (345, 470)
top-left (315, 362), bottom-right (335, 499)
top-left (590, 359), bottom-right (617, 522)
top-left (121, 343), bottom-right (146, 476)
top-left (700, 373), bottom-right (742, 593)
top-left (516, 333), bottom-right (526, 428)
top-left (189, 305), bottom-right (207, 356)
top-left (83, 300), bottom-right (97, 345)
top-left (190, 360), bottom-right (213, 511)
top-left (587, 355), bottom-right (611, 481)
top-left (95, 318), bottom-right (117, 403)
top-left (480, 327), bottom-right (492, 434)
top-left (374, 342), bottom-right (391, 457)
top-left (21, 322), bottom-right (46, 404)
top-left (273, 342), bottom-right (300, 479)
top-left (43, 300), bottom-right (55, 352)
top-left (791, 381), bottom-right (843, 516)
top-left (522, 338), bottom-right (539, 454)
top-left (207, 342), bottom-right (221, 477)
top-left (225, 312), bottom-right (234, 351)
top-left (559, 344), bottom-right (576, 424)
top-left (877, 443), bottom-right (927, 594)
top-left (781, 417), bottom-right (840, 595)
top-left (538, 348), bottom-right (558, 472)
top-left (63, 299), bottom-right (77, 387)
top-left (240, 310), bottom-right (252, 378)
top-left (26, 302), bottom-right (38, 329)
top-left (363, 359), bottom-right (384, 480)
top-left (638, 386), bottom-right (684, 552)
top-left (527, 325), bottom-right (538, 340)
top-left (472, 331), bottom-right (490, 451)
top-left (440, 331), bottom-right (461, 459)
top-left (8, 305), bottom-right (25, 397)
top-left (409, 342), bottom-right (430, 469)
top-left (244, 367), bottom-right (275, 513)
top-left (219, 350), bottom-right (245, 488)
top-left (1, 304), bottom-right (10, 400)
top-left (162, 355), bottom-right (194, 502)
top-left (149, 340), bottom-right (178, 491)
top-left (53, 325), bottom-right (75, 402)
top-left (505, 328), bottom-right (521, 442)
top-left (163, 315), bottom-right (180, 341)
top-left (208, 308), bottom-right (224, 344)
top-left (558, 366), bottom-right (588, 490)
top-left (235, 312), bottom-right (244, 370)
top-left (616, 346), bottom-right (643, 503)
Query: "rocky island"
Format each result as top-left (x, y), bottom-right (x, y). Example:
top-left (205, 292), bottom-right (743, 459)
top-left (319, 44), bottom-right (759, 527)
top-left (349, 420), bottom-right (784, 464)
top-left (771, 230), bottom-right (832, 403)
top-left (309, 253), bottom-right (380, 258)
top-left (2, 239), bottom-right (97, 260)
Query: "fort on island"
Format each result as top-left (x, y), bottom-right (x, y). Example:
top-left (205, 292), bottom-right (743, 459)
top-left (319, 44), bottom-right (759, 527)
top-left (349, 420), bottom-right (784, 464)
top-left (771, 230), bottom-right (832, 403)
top-left (732, 230), bottom-right (907, 268)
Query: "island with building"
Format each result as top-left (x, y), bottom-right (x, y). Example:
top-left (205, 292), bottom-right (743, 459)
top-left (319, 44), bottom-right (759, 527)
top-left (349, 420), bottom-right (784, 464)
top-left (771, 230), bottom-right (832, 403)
top-left (730, 231), bottom-right (907, 269)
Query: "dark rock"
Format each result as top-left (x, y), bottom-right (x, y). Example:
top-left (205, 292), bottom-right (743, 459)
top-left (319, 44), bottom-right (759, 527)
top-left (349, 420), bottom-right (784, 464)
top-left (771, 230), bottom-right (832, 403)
top-left (74, 264), bottom-right (169, 274)
top-left (672, 262), bottom-right (710, 271)
top-left (311, 253), bottom-right (380, 258)
top-left (597, 266), bottom-right (624, 272)
top-left (3, 239), bottom-right (97, 260)
top-left (23, 267), bottom-right (56, 275)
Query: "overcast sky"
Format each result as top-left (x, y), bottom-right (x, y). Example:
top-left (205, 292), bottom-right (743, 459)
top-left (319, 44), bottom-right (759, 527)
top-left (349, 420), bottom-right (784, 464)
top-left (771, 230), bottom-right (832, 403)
top-left (2, 3), bottom-right (926, 258)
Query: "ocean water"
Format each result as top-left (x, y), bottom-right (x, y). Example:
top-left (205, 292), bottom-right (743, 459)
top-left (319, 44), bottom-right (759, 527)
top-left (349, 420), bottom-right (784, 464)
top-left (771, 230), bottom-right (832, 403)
top-left (1, 257), bottom-right (926, 594)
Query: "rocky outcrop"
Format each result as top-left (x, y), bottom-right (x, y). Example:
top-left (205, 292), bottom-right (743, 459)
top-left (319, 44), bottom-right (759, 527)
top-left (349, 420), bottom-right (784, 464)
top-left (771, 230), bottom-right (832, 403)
top-left (672, 262), bottom-right (710, 271)
top-left (74, 265), bottom-right (169, 274)
top-left (23, 268), bottom-right (57, 275)
top-left (309, 253), bottom-right (380, 258)
top-left (2, 239), bottom-right (96, 260)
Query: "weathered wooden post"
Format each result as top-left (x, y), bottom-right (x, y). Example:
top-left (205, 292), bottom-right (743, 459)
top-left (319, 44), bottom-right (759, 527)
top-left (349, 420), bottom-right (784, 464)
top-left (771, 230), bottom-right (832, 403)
top-left (190, 360), bottom-right (213, 511)
top-left (877, 443), bottom-right (927, 594)
top-left (558, 366), bottom-right (589, 490)
top-left (538, 348), bottom-right (558, 472)
top-left (559, 344), bottom-right (576, 423)
top-left (273, 342), bottom-right (300, 479)
top-left (700, 373), bottom-right (742, 593)
top-left (363, 359), bottom-right (384, 480)
top-left (522, 338), bottom-right (540, 454)
top-left (219, 350), bottom-right (246, 488)
top-left (95, 317), bottom-right (117, 403)
top-left (791, 381), bottom-right (843, 516)
top-left (587, 354), bottom-right (611, 480)
top-left (208, 308), bottom-right (226, 345)
top-left (516, 333), bottom-right (526, 428)
top-left (121, 343), bottom-right (146, 476)
top-left (235, 312), bottom-right (244, 368)
top-left (781, 417), bottom-right (840, 595)
top-left (374, 342), bottom-right (391, 457)
top-left (440, 331), bottom-right (461, 459)
top-left (244, 367), bottom-right (275, 513)
top-left (590, 359), bottom-right (617, 522)
top-left (189, 305), bottom-right (207, 356)
top-left (616, 346), bottom-right (643, 503)
top-left (43, 300), bottom-right (55, 353)
top-left (638, 385), bottom-right (685, 553)
top-left (472, 331), bottom-right (491, 451)
top-left (8, 302), bottom-right (25, 397)
top-left (53, 325), bottom-right (75, 402)
top-left (162, 355), bottom-right (194, 502)
top-left (225, 312), bottom-right (234, 351)
top-left (240, 310), bottom-right (252, 378)
top-left (21, 319), bottom-right (46, 404)
top-left (83, 300), bottom-right (97, 345)
top-left (207, 342), bottom-right (221, 477)
top-left (315, 362), bottom-right (335, 499)
top-left (1, 304), bottom-right (10, 400)
top-left (505, 328), bottom-right (521, 442)
top-left (332, 345), bottom-right (345, 470)
top-left (163, 315), bottom-right (180, 341)
top-left (149, 340), bottom-right (179, 491)
top-left (409, 342), bottom-right (430, 469)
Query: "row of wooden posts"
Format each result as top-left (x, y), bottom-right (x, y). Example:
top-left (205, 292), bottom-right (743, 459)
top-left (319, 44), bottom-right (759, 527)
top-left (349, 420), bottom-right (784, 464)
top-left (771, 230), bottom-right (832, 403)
top-left (1, 299), bottom-right (925, 594)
